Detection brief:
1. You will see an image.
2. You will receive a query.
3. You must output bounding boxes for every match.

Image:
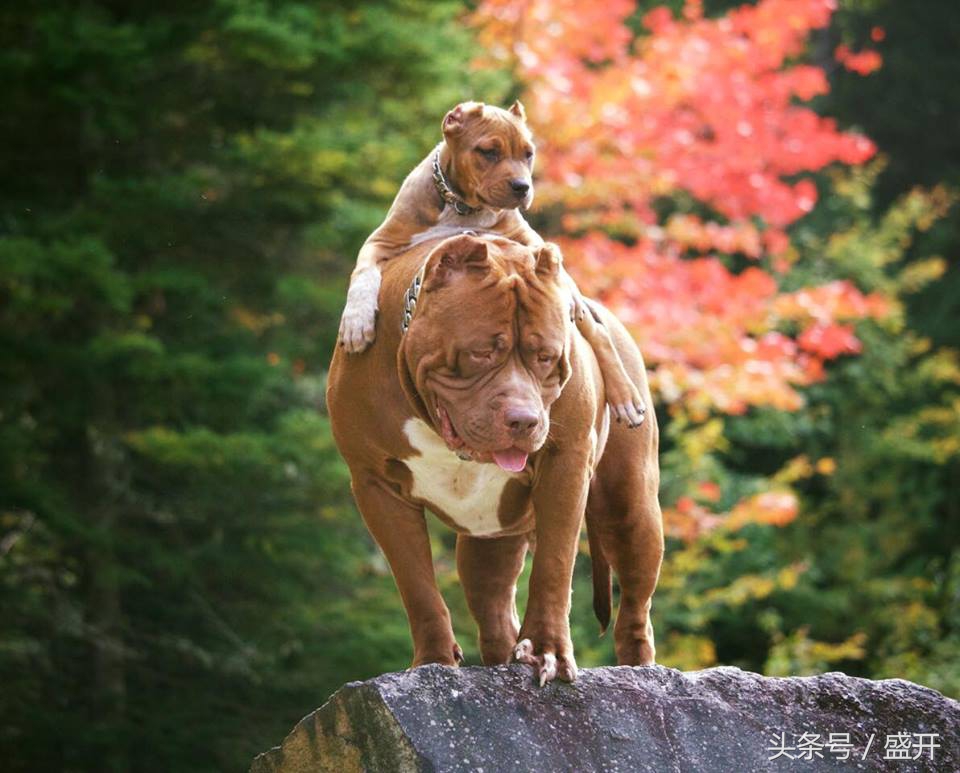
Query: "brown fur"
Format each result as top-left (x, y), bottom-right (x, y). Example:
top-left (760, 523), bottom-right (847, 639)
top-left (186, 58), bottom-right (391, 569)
top-left (338, 101), bottom-right (646, 427)
top-left (327, 233), bottom-right (664, 683)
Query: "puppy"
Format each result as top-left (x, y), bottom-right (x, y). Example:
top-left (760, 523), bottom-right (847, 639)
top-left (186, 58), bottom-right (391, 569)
top-left (338, 101), bottom-right (645, 426)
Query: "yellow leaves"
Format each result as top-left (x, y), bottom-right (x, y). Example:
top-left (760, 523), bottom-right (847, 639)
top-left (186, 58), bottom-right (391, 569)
top-left (883, 389), bottom-right (960, 463)
top-left (773, 454), bottom-right (835, 483)
top-left (677, 416), bottom-right (728, 462)
top-left (704, 574), bottom-right (776, 605)
top-left (814, 457), bottom-right (836, 475)
top-left (916, 348), bottom-right (960, 384)
top-left (776, 563), bottom-right (801, 591)
top-left (656, 633), bottom-right (717, 671)
top-left (773, 454), bottom-right (814, 483)
top-left (231, 306), bottom-right (285, 335)
top-left (699, 562), bottom-right (806, 607)
top-left (765, 628), bottom-right (868, 677)
top-left (898, 257), bottom-right (947, 293)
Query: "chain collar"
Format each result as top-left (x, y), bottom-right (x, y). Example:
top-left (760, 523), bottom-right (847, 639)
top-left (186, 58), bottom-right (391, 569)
top-left (432, 150), bottom-right (478, 216)
top-left (400, 263), bottom-right (427, 336)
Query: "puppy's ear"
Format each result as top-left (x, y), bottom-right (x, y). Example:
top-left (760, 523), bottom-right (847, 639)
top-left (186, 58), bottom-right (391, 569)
top-left (442, 102), bottom-right (485, 136)
top-left (509, 100), bottom-right (526, 122)
top-left (534, 242), bottom-right (563, 277)
top-left (426, 235), bottom-right (490, 289)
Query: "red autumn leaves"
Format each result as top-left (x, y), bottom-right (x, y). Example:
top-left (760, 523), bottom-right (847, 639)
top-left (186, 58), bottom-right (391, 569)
top-left (473, 0), bottom-right (887, 418)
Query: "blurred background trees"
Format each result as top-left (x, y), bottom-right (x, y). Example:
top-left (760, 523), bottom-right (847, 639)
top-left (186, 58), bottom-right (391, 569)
top-left (0, 1), bottom-right (957, 770)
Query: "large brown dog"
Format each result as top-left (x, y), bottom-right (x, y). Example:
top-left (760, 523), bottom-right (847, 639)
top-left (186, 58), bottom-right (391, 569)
top-left (327, 232), bottom-right (664, 684)
top-left (337, 101), bottom-right (646, 428)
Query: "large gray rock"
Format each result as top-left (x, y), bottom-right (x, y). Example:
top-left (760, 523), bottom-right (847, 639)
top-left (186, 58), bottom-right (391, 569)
top-left (250, 665), bottom-right (958, 772)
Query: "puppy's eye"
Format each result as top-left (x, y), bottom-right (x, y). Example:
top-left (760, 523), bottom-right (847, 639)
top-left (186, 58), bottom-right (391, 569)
top-left (524, 148), bottom-right (534, 161)
top-left (476, 146), bottom-right (499, 161)
top-left (471, 349), bottom-right (494, 361)
top-left (537, 351), bottom-right (557, 365)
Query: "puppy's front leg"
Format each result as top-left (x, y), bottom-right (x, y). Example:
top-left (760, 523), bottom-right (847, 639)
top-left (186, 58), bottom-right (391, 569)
top-left (339, 239), bottom-right (386, 354)
top-left (514, 448), bottom-right (591, 685)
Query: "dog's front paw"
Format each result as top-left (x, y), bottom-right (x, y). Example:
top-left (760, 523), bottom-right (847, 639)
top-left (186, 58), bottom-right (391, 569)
top-left (514, 634), bottom-right (578, 686)
top-left (339, 269), bottom-right (381, 353)
top-left (412, 642), bottom-right (465, 668)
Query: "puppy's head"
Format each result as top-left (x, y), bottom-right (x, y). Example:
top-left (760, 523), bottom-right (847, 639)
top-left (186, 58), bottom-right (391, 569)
top-left (441, 101), bottom-right (535, 211)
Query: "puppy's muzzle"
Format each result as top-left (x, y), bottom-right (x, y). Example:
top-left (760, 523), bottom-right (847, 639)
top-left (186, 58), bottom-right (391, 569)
top-left (510, 179), bottom-right (531, 198)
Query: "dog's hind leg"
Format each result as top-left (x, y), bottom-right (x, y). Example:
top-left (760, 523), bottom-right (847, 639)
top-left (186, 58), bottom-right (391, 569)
top-left (587, 413), bottom-right (664, 665)
top-left (456, 532), bottom-right (529, 665)
top-left (585, 310), bottom-right (664, 665)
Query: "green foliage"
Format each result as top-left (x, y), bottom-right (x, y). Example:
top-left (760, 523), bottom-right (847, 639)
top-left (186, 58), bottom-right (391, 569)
top-left (0, 1), bottom-right (508, 770)
top-left (1, 1), bottom-right (958, 770)
top-left (646, 164), bottom-right (960, 695)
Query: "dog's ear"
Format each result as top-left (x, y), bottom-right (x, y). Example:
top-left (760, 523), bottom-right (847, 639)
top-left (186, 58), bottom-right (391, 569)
top-left (442, 102), bottom-right (485, 136)
top-left (534, 242), bottom-right (563, 278)
top-left (426, 235), bottom-right (490, 289)
top-left (508, 100), bottom-right (526, 122)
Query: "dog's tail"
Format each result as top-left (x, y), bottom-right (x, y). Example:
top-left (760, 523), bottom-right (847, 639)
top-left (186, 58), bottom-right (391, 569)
top-left (586, 511), bottom-right (612, 635)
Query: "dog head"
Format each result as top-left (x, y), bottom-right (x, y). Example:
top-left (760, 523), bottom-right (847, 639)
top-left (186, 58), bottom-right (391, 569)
top-left (401, 234), bottom-right (572, 472)
top-left (441, 101), bottom-right (535, 211)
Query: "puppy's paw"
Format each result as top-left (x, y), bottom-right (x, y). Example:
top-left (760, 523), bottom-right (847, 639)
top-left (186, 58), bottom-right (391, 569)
top-left (606, 378), bottom-right (646, 429)
top-left (569, 294), bottom-right (590, 324)
top-left (513, 636), bottom-right (578, 686)
top-left (339, 268), bottom-right (381, 354)
top-left (338, 303), bottom-right (377, 353)
top-left (609, 399), bottom-right (647, 429)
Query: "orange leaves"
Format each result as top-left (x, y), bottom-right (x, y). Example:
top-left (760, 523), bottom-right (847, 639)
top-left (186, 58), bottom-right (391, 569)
top-left (797, 323), bottom-right (861, 358)
top-left (471, 0), bottom-right (889, 418)
top-left (476, 0), bottom-right (876, 230)
top-left (665, 489), bottom-right (799, 541)
top-left (727, 491), bottom-right (799, 530)
top-left (835, 44), bottom-right (883, 76)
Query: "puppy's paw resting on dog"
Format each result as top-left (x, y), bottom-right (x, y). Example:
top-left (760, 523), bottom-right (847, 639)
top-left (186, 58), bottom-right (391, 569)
top-left (608, 389), bottom-right (647, 429)
top-left (573, 295), bottom-right (647, 428)
top-left (338, 267), bottom-right (381, 353)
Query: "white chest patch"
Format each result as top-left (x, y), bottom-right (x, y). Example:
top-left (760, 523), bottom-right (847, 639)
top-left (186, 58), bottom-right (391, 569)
top-left (402, 418), bottom-right (515, 536)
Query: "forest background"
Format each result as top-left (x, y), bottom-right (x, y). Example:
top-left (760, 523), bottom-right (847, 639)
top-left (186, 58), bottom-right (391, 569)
top-left (1, 1), bottom-right (958, 770)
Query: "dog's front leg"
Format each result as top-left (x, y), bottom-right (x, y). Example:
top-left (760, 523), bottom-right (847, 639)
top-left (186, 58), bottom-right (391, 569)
top-left (352, 475), bottom-right (463, 667)
top-left (514, 449), bottom-right (591, 685)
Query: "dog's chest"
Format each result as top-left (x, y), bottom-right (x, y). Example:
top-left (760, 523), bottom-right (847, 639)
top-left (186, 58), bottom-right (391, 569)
top-left (408, 208), bottom-right (503, 247)
top-left (401, 418), bottom-right (519, 536)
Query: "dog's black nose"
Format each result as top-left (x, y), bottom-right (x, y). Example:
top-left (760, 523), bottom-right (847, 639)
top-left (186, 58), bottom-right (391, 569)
top-left (510, 179), bottom-right (530, 197)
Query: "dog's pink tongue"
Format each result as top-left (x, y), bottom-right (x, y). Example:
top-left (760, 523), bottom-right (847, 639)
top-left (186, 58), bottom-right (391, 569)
top-left (493, 448), bottom-right (528, 472)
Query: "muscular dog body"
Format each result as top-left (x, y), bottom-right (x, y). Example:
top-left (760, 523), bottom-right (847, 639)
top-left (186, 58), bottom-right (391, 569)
top-left (327, 233), bottom-right (664, 684)
top-left (338, 101), bottom-right (645, 427)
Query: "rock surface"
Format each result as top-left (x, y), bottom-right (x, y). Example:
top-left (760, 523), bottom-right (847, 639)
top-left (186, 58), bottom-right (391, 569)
top-left (250, 664), bottom-right (958, 772)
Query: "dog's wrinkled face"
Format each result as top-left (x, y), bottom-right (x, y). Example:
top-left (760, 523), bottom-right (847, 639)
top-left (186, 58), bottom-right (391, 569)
top-left (442, 101), bottom-right (535, 211)
top-left (403, 235), bottom-right (571, 472)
